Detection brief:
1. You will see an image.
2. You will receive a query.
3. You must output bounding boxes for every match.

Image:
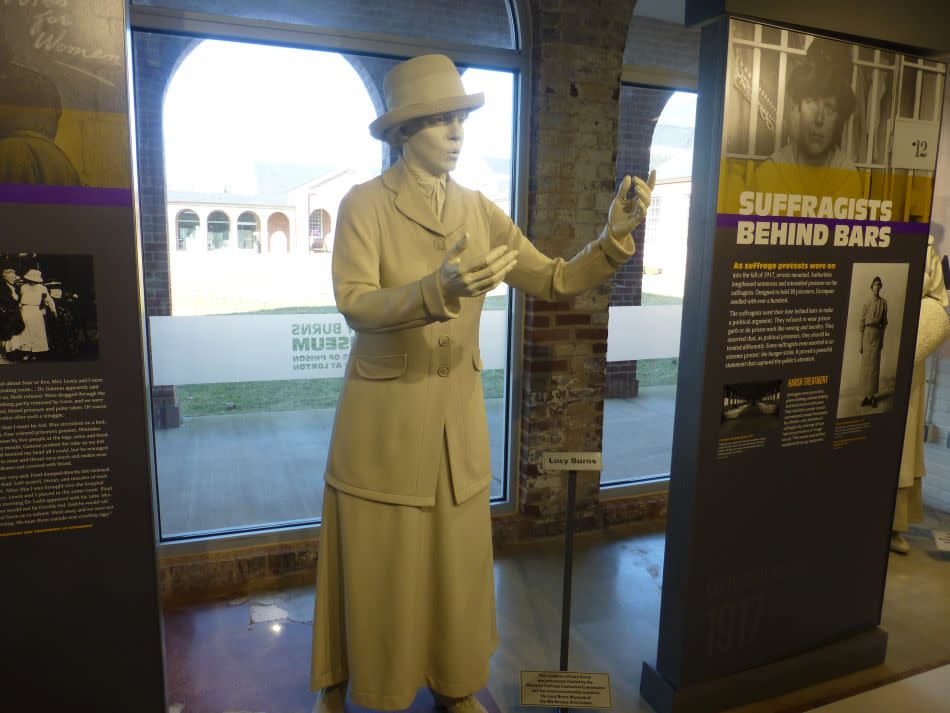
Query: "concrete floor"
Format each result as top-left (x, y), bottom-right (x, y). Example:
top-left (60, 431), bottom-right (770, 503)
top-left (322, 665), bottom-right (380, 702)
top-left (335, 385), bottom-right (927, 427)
top-left (155, 399), bottom-right (509, 537)
top-left (808, 663), bottom-right (950, 712)
top-left (162, 508), bottom-right (950, 713)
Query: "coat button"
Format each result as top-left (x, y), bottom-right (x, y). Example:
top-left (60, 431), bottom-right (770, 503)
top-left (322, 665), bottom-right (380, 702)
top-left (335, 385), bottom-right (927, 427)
top-left (434, 238), bottom-right (446, 250)
top-left (438, 366), bottom-right (449, 377)
top-left (438, 335), bottom-right (450, 346)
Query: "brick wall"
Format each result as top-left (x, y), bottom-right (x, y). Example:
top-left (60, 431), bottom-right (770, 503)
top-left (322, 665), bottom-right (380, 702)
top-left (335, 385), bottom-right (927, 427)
top-left (623, 15), bottom-right (700, 73)
top-left (344, 56), bottom-right (400, 169)
top-left (134, 32), bottom-right (200, 428)
top-left (515, 0), bottom-right (636, 538)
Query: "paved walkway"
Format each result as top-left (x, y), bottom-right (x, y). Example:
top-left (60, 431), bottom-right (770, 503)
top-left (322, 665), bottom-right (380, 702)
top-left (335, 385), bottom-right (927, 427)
top-left (155, 397), bottom-right (509, 537)
top-left (155, 383), bottom-right (950, 537)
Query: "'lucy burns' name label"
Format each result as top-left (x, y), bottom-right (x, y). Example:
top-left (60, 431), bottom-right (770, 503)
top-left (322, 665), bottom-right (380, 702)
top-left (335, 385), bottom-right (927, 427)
top-left (542, 452), bottom-right (603, 471)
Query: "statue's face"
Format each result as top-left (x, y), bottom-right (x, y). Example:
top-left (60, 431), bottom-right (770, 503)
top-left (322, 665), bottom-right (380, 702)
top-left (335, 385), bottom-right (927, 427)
top-left (2, 269), bottom-right (15, 285)
top-left (402, 110), bottom-right (468, 176)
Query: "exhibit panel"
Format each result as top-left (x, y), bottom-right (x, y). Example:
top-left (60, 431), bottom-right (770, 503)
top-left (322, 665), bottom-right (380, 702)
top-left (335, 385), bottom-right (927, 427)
top-left (643, 14), bottom-right (945, 713)
top-left (0, 0), bottom-right (166, 710)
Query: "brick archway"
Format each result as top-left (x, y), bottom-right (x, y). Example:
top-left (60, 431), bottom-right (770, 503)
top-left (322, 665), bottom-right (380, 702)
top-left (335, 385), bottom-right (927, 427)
top-left (606, 86), bottom-right (676, 398)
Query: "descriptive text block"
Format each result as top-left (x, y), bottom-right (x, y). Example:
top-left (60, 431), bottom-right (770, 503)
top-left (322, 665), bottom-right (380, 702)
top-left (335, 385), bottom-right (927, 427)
top-left (520, 671), bottom-right (612, 709)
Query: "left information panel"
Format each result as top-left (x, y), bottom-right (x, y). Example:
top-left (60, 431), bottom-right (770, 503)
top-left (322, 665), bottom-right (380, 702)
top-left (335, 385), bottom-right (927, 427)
top-left (0, 0), bottom-right (167, 710)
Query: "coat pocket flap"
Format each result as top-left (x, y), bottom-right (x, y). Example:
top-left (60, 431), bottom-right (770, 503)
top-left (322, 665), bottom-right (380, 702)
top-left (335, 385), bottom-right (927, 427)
top-left (356, 354), bottom-right (407, 380)
top-left (473, 350), bottom-right (484, 371)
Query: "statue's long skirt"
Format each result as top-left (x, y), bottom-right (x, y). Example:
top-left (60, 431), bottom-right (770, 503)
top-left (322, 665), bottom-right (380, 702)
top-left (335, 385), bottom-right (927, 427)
top-left (310, 443), bottom-right (498, 710)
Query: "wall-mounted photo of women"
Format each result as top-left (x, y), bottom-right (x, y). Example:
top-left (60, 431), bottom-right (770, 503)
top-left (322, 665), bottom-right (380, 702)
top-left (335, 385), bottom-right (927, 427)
top-left (836, 263), bottom-right (909, 418)
top-left (0, 253), bottom-right (97, 364)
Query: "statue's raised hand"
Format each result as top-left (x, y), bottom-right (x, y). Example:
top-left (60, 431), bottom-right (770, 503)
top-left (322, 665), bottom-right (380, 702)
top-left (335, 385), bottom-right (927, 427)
top-left (439, 233), bottom-right (518, 300)
top-left (608, 170), bottom-right (656, 238)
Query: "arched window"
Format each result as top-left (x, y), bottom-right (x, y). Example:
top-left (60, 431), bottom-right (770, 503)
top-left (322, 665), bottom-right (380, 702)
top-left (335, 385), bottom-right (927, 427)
top-left (309, 208), bottom-right (332, 251)
top-left (176, 209), bottom-right (199, 250)
top-left (266, 212), bottom-right (290, 253)
top-left (603, 10), bottom-right (700, 487)
top-left (206, 211), bottom-right (230, 250)
top-left (237, 211), bottom-right (259, 250)
top-left (136, 0), bottom-right (526, 539)
top-left (131, 0), bottom-right (517, 49)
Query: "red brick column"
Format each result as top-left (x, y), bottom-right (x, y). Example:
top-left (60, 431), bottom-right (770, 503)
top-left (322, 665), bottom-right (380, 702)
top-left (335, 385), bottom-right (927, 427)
top-left (517, 0), bottom-right (636, 536)
top-left (133, 32), bottom-right (199, 428)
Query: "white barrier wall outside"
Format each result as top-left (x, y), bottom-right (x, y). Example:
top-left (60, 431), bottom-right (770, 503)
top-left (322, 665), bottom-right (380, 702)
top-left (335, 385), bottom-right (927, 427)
top-left (149, 310), bottom-right (509, 385)
top-left (606, 305), bottom-right (683, 361)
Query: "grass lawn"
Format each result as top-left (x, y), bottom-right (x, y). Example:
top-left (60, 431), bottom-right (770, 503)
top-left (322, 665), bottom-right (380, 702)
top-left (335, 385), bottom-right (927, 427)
top-left (636, 358), bottom-right (679, 387)
top-left (641, 293), bottom-right (683, 305)
top-left (178, 369), bottom-right (506, 417)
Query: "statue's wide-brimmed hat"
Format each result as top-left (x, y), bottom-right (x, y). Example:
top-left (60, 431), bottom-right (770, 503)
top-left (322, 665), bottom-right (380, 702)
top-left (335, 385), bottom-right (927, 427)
top-left (369, 54), bottom-right (484, 141)
top-left (23, 269), bottom-right (43, 283)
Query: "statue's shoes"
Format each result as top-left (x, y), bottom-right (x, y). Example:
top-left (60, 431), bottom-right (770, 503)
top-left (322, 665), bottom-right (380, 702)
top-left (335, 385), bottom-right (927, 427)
top-left (313, 682), bottom-right (347, 713)
top-left (434, 693), bottom-right (489, 713)
top-left (890, 532), bottom-right (910, 554)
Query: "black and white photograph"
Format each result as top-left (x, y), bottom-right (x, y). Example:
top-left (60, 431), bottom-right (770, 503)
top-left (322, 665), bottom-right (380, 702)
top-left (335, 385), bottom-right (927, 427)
top-left (0, 253), bottom-right (98, 364)
top-left (719, 380), bottom-right (783, 437)
top-left (836, 262), bottom-right (909, 418)
top-left (0, 6), bottom-right (131, 190)
top-left (718, 20), bottom-right (944, 220)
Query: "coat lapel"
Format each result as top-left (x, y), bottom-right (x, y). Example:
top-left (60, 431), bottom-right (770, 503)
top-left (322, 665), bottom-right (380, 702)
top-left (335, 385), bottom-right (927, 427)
top-left (441, 176), bottom-right (464, 236)
top-left (383, 160), bottom-right (446, 236)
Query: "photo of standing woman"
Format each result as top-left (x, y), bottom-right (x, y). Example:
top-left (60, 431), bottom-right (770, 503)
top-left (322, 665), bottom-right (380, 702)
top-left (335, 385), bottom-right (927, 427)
top-left (11, 269), bottom-right (57, 360)
top-left (837, 263), bottom-right (908, 418)
top-left (859, 276), bottom-right (887, 408)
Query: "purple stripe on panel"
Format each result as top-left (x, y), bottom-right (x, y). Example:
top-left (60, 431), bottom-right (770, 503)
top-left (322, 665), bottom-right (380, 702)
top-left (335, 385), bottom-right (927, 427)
top-left (716, 213), bottom-right (932, 233)
top-left (0, 184), bottom-right (133, 207)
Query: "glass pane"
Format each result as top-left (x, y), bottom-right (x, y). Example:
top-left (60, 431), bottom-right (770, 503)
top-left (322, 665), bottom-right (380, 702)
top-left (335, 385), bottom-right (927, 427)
top-left (919, 71), bottom-right (939, 122)
top-left (732, 19), bottom-right (755, 41)
top-left (605, 89), bottom-right (695, 486)
top-left (131, 0), bottom-right (516, 49)
top-left (899, 66), bottom-right (919, 118)
top-left (755, 48), bottom-right (781, 156)
top-left (787, 32), bottom-right (806, 50)
top-left (726, 45), bottom-right (755, 155)
top-left (139, 34), bottom-right (515, 538)
top-left (455, 68), bottom-right (514, 486)
top-left (760, 25), bottom-right (782, 46)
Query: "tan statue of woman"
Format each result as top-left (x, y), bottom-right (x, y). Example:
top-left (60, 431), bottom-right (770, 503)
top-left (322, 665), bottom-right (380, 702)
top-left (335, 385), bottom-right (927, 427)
top-left (892, 236), bottom-right (949, 553)
top-left (310, 54), bottom-right (654, 713)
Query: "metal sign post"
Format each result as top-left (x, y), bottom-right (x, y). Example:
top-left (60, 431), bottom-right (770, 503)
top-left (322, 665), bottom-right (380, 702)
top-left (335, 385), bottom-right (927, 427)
top-left (540, 452), bottom-right (605, 713)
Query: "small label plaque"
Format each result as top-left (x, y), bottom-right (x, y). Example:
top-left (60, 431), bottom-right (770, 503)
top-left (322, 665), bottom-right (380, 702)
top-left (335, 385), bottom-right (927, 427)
top-left (892, 118), bottom-right (939, 171)
top-left (542, 452), bottom-right (603, 471)
top-left (521, 671), bottom-right (612, 709)
top-left (935, 531), bottom-right (950, 553)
